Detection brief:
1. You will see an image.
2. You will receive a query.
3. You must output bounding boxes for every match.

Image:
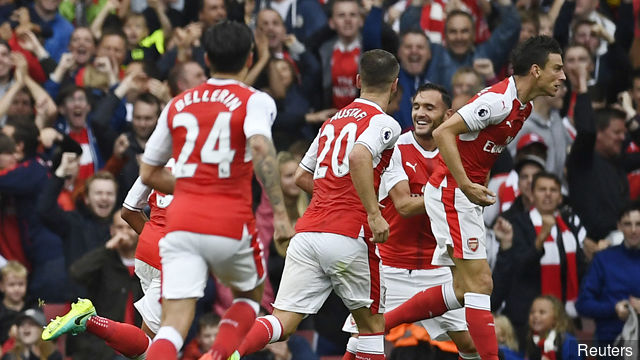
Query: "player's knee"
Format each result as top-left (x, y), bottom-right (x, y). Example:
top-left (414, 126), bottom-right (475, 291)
top-left (356, 314), bottom-right (385, 334)
top-left (465, 271), bottom-right (493, 295)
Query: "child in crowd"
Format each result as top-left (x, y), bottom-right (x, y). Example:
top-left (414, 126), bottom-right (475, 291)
top-left (180, 313), bottom-right (220, 360)
top-left (526, 295), bottom-right (583, 360)
top-left (0, 262), bottom-right (29, 349)
top-left (1, 309), bottom-right (61, 360)
top-left (495, 315), bottom-right (523, 360)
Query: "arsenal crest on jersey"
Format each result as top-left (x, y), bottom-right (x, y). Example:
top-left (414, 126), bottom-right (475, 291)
top-left (467, 238), bottom-right (479, 252)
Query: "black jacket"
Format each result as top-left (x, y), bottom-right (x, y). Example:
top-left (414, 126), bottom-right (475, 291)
top-left (36, 175), bottom-right (111, 297)
top-left (492, 202), bottom-right (587, 347)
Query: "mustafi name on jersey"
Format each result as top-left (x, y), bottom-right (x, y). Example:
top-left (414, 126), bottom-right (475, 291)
top-left (174, 89), bottom-right (243, 112)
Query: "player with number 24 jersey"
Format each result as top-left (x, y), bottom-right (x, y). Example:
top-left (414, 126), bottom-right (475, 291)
top-left (143, 79), bottom-right (276, 240)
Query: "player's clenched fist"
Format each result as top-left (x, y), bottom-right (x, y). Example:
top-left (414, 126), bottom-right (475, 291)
top-left (368, 212), bottom-right (389, 243)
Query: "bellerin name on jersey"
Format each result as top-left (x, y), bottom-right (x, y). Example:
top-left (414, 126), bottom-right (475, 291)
top-left (174, 89), bottom-right (242, 112)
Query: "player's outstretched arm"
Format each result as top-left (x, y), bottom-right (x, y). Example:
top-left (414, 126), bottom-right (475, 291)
top-left (249, 134), bottom-right (295, 243)
top-left (388, 181), bottom-right (425, 217)
top-left (432, 113), bottom-right (495, 206)
top-left (349, 144), bottom-right (389, 243)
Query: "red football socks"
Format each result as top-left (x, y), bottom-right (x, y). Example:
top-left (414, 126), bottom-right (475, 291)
top-left (238, 314), bottom-right (283, 356)
top-left (209, 299), bottom-right (257, 359)
top-left (384, 285), bottom-right (449, 332)
top-left (86, 316), bottom-right (150, 358)
top-left (146, 339), bottom-right (177, 360)
top-left (464, 293), bottom-right (499, 360)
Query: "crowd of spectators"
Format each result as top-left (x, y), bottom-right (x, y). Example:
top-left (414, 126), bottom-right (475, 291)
top-left (0, 0), bottom-right (639, 356)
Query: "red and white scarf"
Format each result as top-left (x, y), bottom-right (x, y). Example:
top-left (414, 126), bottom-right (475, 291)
top-left (530, 209), bottom-right (579, 307)
top-left (532, 330), bottom-right (558, 360)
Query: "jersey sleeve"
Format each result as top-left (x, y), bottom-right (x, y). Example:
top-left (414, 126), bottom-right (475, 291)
top-left (382, 146), bottom-right (408, 194)
top-left (299, 130), bottom-right (320, 173)
top-left (122, 177), bottom-right (152, 211)
top-left (355, 114), bottom-right (402, 158)
top-left (457, 92), bottom-right (512, 132)
top-left (244, 91), bottom-right (277, 139)
top-left (142, 102), bottom-right (173, 166)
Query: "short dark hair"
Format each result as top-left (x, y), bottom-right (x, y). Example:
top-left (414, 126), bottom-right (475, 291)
top-left (531, 171), bottom-right (561, 190)
top-left (594, 108), bottom-right (626, 132)
top-left (5, 115), bottom-right (39, 159)
top-left (56, 85), bottom-right (88, 106)
top-left (359, 49), bottom-right (399, 90)
top-left (135, 93), bottom-right (162, 117)
top-left (571, 17), bottom-right (596, 36)
top-left (198, 313), bottom-right (221, 331)
top-left (202, 20), bottom-right (253, 74)
top-left (99, 29), bottom-right (128, 48)
top-left (511, 36), bottom-right (562, 76)
top-left (400, 28), bottom-right (429, 45)
top-left (445, 10), bottom-right (474, 32)
top-left (618, 201), bottom-right (640, 222)
top-left (0, 133), bottom-right (16, 154)
top-left (414, 83), bottom-right (452, 108)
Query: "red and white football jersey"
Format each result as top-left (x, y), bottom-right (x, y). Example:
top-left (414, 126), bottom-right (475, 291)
top-left (378, 132), bottom-right (439, 270)
top-left (142, 78), bottom-right (276, 239)
top-left (296, 98), bottom-right (401, 239)
top-left (429, 77), bottom-right (533, 187)
top-left (123, 176), bottom-right (172, 270)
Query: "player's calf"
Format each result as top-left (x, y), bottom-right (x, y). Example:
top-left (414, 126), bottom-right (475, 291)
top-left (209, 298), bottom-right (259, 359)
top-left (237, 309), bottom-right (304, 356)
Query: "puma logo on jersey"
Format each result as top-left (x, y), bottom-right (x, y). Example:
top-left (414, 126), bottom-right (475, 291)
top-left (405, 162), bottom-right (418, 173)
top-left (505, 121), bottom-right (512, 128)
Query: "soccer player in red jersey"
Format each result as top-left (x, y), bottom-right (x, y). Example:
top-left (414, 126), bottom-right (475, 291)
top-left (342, 83), bottom-right (479, 360)
top-left (383, 36), bottom-right (566, 359)
top-left (139, 21), bottom-right (294, 360)
top-left (233, 49), bottom-right (401, 360)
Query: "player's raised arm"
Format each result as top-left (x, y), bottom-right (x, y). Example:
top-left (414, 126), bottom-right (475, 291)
top-left (432, 113), bottom-right (496, 206)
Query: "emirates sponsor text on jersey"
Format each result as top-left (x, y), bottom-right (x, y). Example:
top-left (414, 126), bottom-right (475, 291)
top-left (482, 136), bottom-right (514, 154)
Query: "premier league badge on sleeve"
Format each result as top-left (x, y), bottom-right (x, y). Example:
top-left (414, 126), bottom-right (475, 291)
top-left (476, 104), bottom-right (491, 120)
top-left (381, 127), bottom-right (393, 144)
